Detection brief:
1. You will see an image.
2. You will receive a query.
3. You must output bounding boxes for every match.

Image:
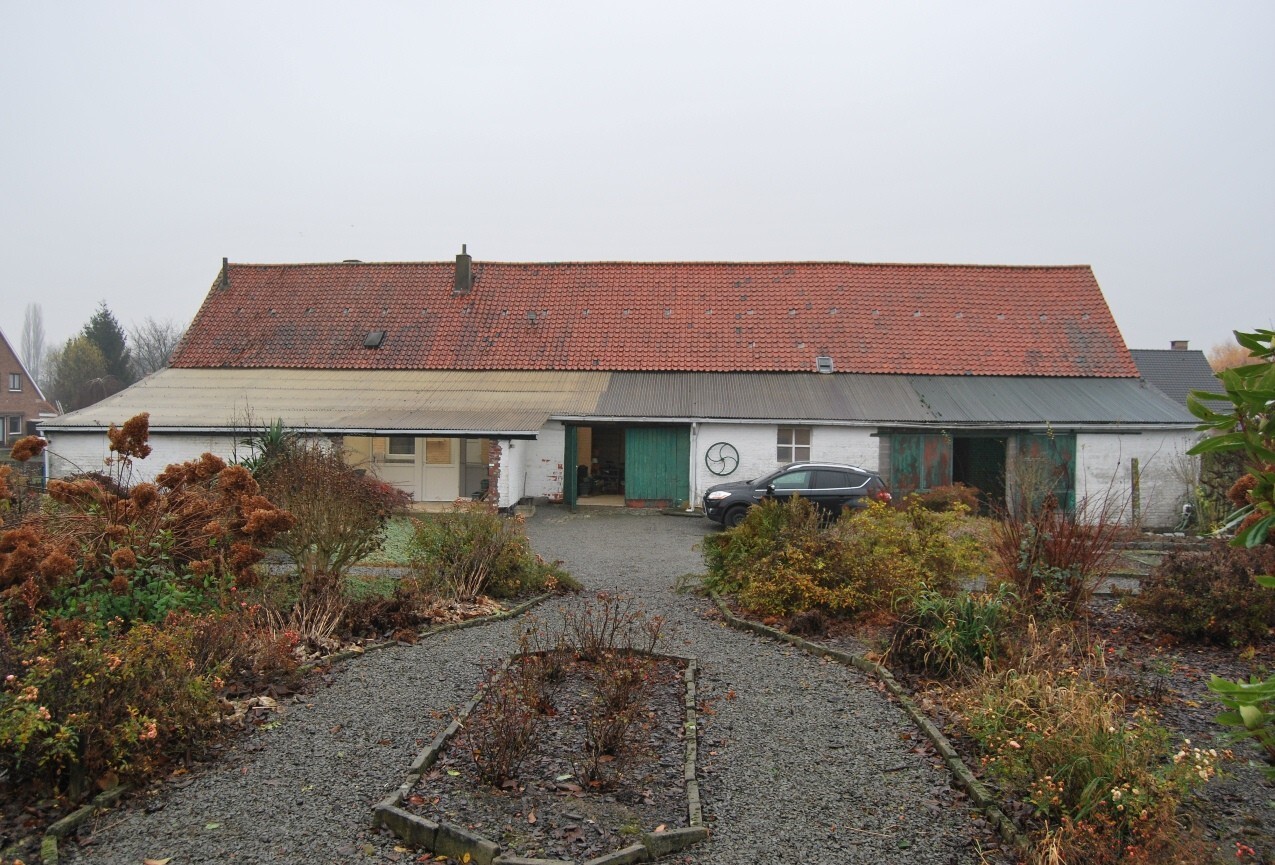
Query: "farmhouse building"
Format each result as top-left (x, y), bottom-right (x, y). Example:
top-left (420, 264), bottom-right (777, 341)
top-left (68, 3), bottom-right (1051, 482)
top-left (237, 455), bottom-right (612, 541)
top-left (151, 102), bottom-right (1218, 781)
top-left (41, 252), bottom-right (1198, 526)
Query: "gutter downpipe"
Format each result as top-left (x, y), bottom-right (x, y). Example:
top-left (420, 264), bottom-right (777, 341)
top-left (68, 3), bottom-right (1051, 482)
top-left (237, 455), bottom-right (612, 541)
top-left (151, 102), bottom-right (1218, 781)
top-left (688, 422), bottom-right (699, 512)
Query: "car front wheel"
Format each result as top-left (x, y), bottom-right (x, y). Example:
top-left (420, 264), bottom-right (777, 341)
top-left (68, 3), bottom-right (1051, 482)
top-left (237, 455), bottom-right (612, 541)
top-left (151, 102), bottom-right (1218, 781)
top-left (724, 505), bottom-right (750, 528)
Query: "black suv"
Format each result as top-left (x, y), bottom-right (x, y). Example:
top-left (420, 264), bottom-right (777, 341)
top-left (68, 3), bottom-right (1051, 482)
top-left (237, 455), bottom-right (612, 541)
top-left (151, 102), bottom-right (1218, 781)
top-left (703, 462), bottom-right (889, 527)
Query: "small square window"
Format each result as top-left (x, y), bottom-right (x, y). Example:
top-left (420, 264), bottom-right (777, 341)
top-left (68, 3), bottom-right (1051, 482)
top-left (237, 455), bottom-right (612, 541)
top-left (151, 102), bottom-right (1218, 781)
top-left (777, 426), bottom-right (811, 462)
top-left (386, 436), bottom-right (415, 459)
top-left (7, 373), bottom-right (20, 392)
top-left (7, 416), bottom-right (21, 436)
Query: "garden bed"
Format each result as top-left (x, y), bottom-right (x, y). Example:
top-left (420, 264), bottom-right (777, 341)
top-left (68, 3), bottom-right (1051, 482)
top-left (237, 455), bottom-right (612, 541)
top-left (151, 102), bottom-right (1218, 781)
top-left (745, 595), bottom-right (1275, 862)
top-left (383, 652), bottom-right (699, 864)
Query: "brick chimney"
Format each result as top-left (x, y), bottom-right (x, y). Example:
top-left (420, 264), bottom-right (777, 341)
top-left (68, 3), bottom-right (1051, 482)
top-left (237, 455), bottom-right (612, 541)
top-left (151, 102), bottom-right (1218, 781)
top-left (1170, 340), bottom-right (1188, 351)
top-left (453, 244), bottom-right (473, 295)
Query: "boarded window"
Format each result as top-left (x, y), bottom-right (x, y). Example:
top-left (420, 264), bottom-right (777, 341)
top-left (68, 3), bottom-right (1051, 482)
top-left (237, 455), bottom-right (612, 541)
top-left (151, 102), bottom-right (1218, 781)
top-left (777, 427), bottom-right (811, 462)
top-left (425, 438), bottom-right (453, 465)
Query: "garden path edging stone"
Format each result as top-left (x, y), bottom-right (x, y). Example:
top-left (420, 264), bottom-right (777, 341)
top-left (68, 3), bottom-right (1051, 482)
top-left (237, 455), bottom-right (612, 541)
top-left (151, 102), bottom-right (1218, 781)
top-left (709, 593), bottom-right (1028, 855)
top-left (372, 653), bottom-right (706, 864)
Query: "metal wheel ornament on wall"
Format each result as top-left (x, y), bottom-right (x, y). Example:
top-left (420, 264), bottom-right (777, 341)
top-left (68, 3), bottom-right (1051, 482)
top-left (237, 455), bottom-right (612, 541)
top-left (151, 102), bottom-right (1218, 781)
top-left (705, 441), bottom-right (740, 476)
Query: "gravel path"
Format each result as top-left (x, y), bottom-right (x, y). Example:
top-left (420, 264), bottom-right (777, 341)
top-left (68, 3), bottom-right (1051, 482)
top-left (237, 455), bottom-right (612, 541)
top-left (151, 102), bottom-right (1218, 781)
top-left (65, 508), bottom-right (992, 865)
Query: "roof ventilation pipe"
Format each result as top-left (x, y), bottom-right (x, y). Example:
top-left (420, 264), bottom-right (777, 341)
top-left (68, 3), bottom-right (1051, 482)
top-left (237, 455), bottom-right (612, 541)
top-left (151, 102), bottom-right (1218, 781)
top-left (454, 244), bottom-right (473, 295)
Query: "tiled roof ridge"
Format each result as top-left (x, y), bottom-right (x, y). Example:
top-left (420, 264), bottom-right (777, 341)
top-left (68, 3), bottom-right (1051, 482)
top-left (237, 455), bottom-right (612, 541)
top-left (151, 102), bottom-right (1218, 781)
top-left (226, 259), bottom-right (1094, 270)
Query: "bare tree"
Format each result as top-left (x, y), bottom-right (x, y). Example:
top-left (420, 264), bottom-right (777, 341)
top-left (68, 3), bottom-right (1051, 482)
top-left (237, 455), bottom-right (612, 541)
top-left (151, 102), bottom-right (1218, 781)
top-left (20, 303), bottom-right (45, 384)
top-left (128, 316), bottom-right (186, 378)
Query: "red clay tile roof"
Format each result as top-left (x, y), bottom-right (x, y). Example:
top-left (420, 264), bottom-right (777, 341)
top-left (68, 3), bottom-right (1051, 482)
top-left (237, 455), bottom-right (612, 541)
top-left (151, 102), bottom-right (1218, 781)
top-left (170, 261), bottom-right (1139, 377)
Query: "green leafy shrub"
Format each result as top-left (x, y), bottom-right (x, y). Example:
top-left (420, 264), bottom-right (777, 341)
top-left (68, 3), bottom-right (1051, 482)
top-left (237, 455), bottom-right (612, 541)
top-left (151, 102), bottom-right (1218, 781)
top-left (707, 497), bottom-right (988, 618)
top-left (887, 583), bottom-right (1016, 677)
top-left (1128, 542), bottom-right (1275, 646)
top-left (905, 483), bottom-right (980, 513)
top-left (408, 501), bottom-right (576, 601)
top-left (701, 496), bottom-right (822, 596)
top-left (0, 618), bottom-right (225, 800)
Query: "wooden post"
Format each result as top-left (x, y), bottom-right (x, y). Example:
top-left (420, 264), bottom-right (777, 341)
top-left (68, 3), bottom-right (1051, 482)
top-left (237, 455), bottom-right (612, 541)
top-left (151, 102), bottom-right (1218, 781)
top-left (1131, 457), bottom-right (1141, 529)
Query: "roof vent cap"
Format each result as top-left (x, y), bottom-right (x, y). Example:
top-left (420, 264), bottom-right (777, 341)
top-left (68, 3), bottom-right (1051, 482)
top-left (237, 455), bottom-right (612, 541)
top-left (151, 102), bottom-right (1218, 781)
top-left (815, 356), bottom-right (834, 374)
top-left (364, 330), bottom-right (386, 349)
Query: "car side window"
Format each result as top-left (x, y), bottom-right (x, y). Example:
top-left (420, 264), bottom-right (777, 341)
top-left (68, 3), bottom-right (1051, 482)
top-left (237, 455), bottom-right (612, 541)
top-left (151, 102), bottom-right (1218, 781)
top-left (814, 470), bottom-right (871, 489)
top-left (769, 470), bottom-right (812, 490)
top-left (813, 470), bottom-right (848, 489)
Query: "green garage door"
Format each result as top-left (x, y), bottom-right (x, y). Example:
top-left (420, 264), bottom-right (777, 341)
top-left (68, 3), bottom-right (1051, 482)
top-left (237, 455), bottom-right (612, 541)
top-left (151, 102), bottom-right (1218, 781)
top-left (624, 426), bottom-right (690, 506)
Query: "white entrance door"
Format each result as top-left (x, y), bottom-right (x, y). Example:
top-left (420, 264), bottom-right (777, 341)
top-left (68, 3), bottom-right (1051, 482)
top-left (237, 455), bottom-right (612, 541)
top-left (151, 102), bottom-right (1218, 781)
top-left (421, 437), bottom-right (459, 501)
top-left (377, 436), bottom-right (460, 503)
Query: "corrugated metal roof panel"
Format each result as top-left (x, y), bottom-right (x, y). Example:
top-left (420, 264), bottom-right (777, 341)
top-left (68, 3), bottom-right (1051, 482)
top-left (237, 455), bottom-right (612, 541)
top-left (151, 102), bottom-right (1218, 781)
top-left (594, 373), bottom-right (1194, 426)
top-left (43, 368), bottom-right (609, 434)
top-left (906, 376), bottom-right (1196, 425)
top-left (43, 368), bottom-right (1195, 435)
top-left (594, 372), bottom-right (930, 421)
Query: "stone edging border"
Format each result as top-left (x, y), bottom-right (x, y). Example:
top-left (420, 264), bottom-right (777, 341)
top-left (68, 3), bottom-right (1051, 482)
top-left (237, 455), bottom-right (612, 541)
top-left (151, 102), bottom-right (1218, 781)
top-left (372, 653), bottom-right (708, 865)
top-left (36, 592), bottom-right (556, 865)
top-left (710, 594), bottom-right (1028, 854)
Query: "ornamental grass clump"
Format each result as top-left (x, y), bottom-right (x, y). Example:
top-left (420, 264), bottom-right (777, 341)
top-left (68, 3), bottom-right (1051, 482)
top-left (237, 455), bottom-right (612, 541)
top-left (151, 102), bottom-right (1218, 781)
top-left (408, 501), bottom-right (576, 601)
top-left (887, 583), bottom-right (1016, 678)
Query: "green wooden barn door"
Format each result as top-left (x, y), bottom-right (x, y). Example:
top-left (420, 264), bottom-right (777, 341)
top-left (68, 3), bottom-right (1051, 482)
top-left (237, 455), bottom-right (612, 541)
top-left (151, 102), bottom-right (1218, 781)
top-left (624, 426), bottom-right (690, 506)
top-left (888, 433), bottom-right (953, 497)
top-left (563, 425), bottom-right (578, 510)
top-left (1014, 432), bottom-right (1076, 514)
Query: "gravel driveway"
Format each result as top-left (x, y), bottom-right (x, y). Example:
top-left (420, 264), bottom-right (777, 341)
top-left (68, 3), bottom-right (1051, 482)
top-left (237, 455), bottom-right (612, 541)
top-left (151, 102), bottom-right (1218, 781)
top-left (65, 508), bottom-right (993, 865)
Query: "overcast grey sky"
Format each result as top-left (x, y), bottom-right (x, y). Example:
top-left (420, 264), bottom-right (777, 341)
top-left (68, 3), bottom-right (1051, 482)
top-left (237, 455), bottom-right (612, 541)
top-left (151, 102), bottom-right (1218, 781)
top-left (2, 2), bottom-right (1271, 360)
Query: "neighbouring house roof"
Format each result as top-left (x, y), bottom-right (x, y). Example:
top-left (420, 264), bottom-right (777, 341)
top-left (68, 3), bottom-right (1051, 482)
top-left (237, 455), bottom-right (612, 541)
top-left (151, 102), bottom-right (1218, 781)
top-left (1130, 348), bottom-right (1220, 407)
top-left (43, 367), bottom-right (1193, 435)
top-left (171, 260), bottom-right (1141, 378)
top-left (0, 326), bottom-right (56, 416)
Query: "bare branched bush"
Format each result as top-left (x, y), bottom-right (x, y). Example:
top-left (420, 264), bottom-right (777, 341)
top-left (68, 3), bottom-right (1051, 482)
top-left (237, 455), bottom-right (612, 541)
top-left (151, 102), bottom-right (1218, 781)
top-left (256, 439), bottom-right (409, 598)
top-left (992, 495), bottom-right (1123, 617)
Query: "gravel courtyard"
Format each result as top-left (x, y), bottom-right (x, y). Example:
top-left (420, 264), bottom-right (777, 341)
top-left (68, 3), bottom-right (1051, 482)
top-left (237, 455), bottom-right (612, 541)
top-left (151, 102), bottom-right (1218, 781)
top-left (64, 508), bottom-right (997, 865)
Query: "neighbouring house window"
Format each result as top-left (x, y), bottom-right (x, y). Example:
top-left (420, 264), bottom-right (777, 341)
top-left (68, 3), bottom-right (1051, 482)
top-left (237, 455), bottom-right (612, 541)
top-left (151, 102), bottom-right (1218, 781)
top-left (777, 426), bottom-right (811, 462)
top-left (6, 416), bottom-right (21, 441)
top-left (425, 438), bottom-right (452, 465)
top-left (7, 373), bottom-right (19, 392)
top-left (386, 436), bottom-right (415, 459)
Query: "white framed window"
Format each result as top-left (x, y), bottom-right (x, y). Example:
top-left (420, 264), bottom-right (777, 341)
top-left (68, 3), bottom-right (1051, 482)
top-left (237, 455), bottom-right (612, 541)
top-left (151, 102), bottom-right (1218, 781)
top-left (7, 373), bottom-right (20, 392)
top-left (6, 416), bottom-right (21, 441)
top-left (386, 436), bottom-right (415, 460)
top-left (777, 426), bottom-right (811, 462)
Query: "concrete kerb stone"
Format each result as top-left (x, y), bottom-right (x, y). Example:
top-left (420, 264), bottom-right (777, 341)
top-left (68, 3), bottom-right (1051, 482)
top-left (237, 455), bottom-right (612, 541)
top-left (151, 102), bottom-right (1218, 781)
top-left (39, 784), bottom-right (127, 865)
top-left (376, 651), bottom-right (707, 864)
top-left (709, 593), bottom-right (1030, 854)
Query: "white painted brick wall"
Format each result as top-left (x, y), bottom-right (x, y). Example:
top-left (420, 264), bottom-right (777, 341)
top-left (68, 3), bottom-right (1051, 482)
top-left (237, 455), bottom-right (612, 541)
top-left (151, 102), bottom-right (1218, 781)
top-left (45, 431), bottom-right (243, 482)
top-left (1076, 431), bottom-right (1201, 529)
top-left (691, 422), bottom-right (880, 504)
top-left (523, 422), bottom-right (567, 500)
